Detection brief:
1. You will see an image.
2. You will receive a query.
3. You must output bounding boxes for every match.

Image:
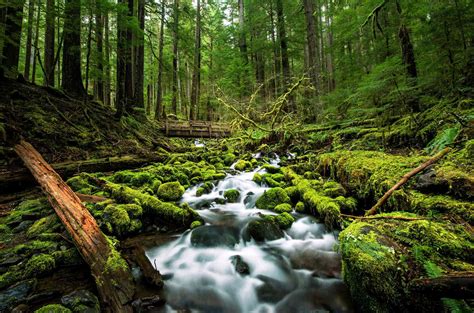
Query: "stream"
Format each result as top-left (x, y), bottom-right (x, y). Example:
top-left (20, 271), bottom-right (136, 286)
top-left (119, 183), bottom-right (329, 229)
top-left (146, 159), bottom-right (354, 313)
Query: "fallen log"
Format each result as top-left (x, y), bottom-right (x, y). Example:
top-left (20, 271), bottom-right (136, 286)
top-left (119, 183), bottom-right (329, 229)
top-left (133, 246), bottom-right (163, 288)
top-left (366, 148), bottom-right (451, 216)
top-left (0, 154), bottom-right (167, 193)
top-left (14, 140), bottom-right (135, 312)
top-left (409, 272), bottom-right (474, 299)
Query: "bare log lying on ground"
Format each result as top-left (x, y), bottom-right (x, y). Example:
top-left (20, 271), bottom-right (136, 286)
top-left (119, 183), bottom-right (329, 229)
top-left (409, 272), bottom-right (474, 299)
top-left (0, 154), bottom-right (167, 193)
top-left (366, 148), bottom-right (451, 216)
top-left (14, 140), bottom-right (135, 312)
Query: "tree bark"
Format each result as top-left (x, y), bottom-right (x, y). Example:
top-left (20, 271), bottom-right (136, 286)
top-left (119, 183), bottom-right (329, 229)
top-left (95, 0), bottom-right (104, 102)
top-left (124, 0), bottom-right (134, 111)
top-left (24, 0), bottom-right (35, 81)
top-left (62, 0), bottom-right (85, 96)
top-left (116, 0), bottom-right (128, 117)
top-left (2, 0), bottom-right (25, 78)
top-left (303, 0), bottom-right (320, 93)
top-left (44, 0), bottom-right (55, 86)
top-left (85, 1), bottom-right (93, 96)
top-left (366, 148), bottom-right (451, 216)
top-left (104, 12), bottom-right (111, 107)
top-left (14, 140), bottom-right (135, 312)
top-left (190, 0), bottom-right (201, 121)
top-left (275, 0), bottom-right (293, 110)
top-left (171, 0), bottom-right (180, 116)
top-left (134, 0), bottom-right (145, 109)
top-left (31, 0), bottom-right (41, 83)
top-left (155, 0), bottom-right (165, 120)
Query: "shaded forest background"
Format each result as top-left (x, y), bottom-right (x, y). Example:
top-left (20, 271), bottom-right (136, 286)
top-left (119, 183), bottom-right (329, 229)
top-left (1, 0), bottom-right (473, 123)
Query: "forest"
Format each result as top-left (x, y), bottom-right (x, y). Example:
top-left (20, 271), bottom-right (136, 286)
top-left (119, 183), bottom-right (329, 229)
top-left (0, 0), bottom-right (473, 312)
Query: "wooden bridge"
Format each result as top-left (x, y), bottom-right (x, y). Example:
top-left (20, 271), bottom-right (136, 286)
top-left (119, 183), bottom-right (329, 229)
top-left (160, 120), bottom-right (232, 138)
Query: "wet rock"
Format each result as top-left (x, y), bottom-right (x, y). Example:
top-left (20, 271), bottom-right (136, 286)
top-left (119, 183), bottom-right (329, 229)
top-left (167, 286), bottom-right (239, 313)
top-left (289, 249), bottom-right (341, 278)
top-left (414, 167), bottom-right (449, 194)
top-left (61, 290), bottom-right (100, 313)
top-left (230, 255), bottom-right (250, 275)
top-left (132, 295), bottom-right (165, 312)
top-left (255, 275), bottom-right (293, 303)
top-left (190, 225), bottom-right (239, 247)
top-left (11, 304), bottom-right (30, 312)
top-left (224, 189), bottom-right (240, 203)
top-left (243, 219), bottom-right (284, 242)
top-left (0, 279), bottom-right (36, 312)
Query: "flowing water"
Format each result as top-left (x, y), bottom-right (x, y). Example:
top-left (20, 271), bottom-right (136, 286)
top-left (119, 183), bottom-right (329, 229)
top-left (146, 160), bottom-right (354, 313)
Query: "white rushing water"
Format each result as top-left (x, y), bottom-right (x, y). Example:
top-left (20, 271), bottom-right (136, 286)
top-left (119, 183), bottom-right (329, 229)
top-left (146, 161), bottom-right (354, 313)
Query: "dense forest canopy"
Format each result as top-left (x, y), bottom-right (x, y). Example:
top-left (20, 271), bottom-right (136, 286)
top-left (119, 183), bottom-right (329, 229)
top-left (1, 0), bottom-right (473, 122)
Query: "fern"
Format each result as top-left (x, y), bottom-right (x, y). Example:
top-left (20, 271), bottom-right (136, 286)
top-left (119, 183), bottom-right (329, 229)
top-left (423, 261), bottom-right (443, 278)
top-left (425, 126), bottom-right (460, 154)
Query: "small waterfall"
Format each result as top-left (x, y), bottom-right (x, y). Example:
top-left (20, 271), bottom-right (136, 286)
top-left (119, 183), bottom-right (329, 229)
top-left (146, 160), bottom-right (354, 313)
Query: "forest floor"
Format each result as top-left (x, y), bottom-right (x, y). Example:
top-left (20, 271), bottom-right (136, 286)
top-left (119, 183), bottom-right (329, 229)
top-left (0, 78), bottom-right (473, 312)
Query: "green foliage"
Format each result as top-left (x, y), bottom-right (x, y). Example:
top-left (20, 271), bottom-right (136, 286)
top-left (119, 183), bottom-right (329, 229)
top-left (425, 127), bottom-right (460, 154)
top-left (156, 181), bottom-right (185, 201)
top-left (255, 187), bottom-right (290, 211)
top-left (35, 304), bottom-right (73, 313)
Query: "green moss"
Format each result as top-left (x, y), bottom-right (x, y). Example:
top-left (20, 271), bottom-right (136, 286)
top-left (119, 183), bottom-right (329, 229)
top-left (262, 164), bottom-right (281, 174)
top-left (223, 153), bottom-right (237, 166)
top-left (234, 159), bottom-right (252, 171)
top-left (274, 212), bottom-right (295, 229)
top-left (295, 201), bottom-right (305, 213)
top-left (106, 182), bottom-right (200, 227)
top-left (322, 181), bottom-right (346, 197)
top-left (130, 172), bottom-right (153, 187)
top-left (7, 198), bottom-right (51, 225)
top-left (302, 188), bottom-right (341, 229)
top-left (52, 248), bottom-right (83, 266)
top-left (274, 203), bottom-right (292, 213)
top-left (27, 215), bottom-right (61, 238)
top-left (103, 205), bottom-right (131, 236)
top-left (190, 220), bottom-right (203, 229)
top-left (253, 173), bottom-right (263, 185)
top-left (335, 196), bottom-right (358, 213)
top-left (255, 187), bottom-right (290, 211)
top-left (224, 189), bottom-right (240, 203)
top-left (339, 222), bottom-right (402, 312)
top-left (13, 240), bottom-right (57, 255)
top-left (197, 182), bottom-right (214, 196)
top-left (104, 247), bottom-right (129, 274)
top-left (410, 191), bottom-right (474, 224)
top-left (34, 304), bottom-right (73, 313)
top-left (67, 174), bottom-right (98, 194)
top-left (261, 174), bottom-right (285, 188)
top-left (156, 181), bottom-right (185, 201)
top-left (25, 253), bottom-right (56, 277)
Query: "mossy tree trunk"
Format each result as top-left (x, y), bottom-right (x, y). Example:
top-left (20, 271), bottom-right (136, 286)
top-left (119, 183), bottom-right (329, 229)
top-left (14, 140), bottom-right (135, 312)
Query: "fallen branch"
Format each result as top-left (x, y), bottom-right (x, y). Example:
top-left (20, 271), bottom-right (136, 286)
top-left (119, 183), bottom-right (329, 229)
top-left (366, 148), bottom-right (451, 216)
top-left (14, 140), bottom-right (135, 312)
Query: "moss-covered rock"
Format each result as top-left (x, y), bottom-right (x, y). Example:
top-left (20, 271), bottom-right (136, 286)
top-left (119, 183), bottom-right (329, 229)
top-left (273, 203), bottom-right (292, 213)
top-left (322, 181), bottom-right (346, 198)
top-left (295, 201), bottom-right (305, 213)
top-left (339, 213), bottom-right (473, 313)
top-left (35, 304), bottom-right (73, 313)
top-left (224, 189), bottom-right (240, 203)
top-left (253, 173), bottom-right (263, 185)
top-left (273, 212), bottom-right (295, 229)
top-left (7, 198), bottom-right (51, 226)
top-left (196, 182), bottom-right (213, 196)
top-left (262, 164), bottom-right (281, 174)
top-left (102, 204), bottom-right (143, 237)
top-left (61, 289), bottom-right (100, 313)
top-left (156, 181), bottom-right (185, 201)
top-left (234, 159), bottom-right (252, 171)
top-left (26, 214), bottom-right (61, 238)
top-left (24, 253), bottom-right (56, 278)
top-left (190, 220), bottom-right (203, 229)
top-left (255, 187), bottom-right (290, 211)
top-left (67, 174), bottom-right (98, 194)
top-left (244, 219), bottom-right (284, 242)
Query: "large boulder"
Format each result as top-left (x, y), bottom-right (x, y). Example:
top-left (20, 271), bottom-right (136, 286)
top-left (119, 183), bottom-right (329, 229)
top-left (190, 225), bottom-right (239, 247)
top-left (243, 219), bottom-right (284, 242)
top-left (156, 181), bottom-right (185, 201)
top-left (255, 187), bottom-right (290, 211)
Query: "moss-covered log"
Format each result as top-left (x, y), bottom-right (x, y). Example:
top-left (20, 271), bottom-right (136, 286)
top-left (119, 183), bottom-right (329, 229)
top-left (0, 154), bottom-right (167, 193)
top-left (14, 140), bottom-right (135, 312)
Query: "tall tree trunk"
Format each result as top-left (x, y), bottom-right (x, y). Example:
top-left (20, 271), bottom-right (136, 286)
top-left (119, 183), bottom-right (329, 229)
top-left (269, 2), bottom-right (280, 98)
top-left (275, 0), bottom-right (293, 110)
top-left (238, 0), bottom-right (248, 64)
top-left (24, 0), bottom-right (35, 80)
top-left (62, 0), bottom-right (85, 96)
top-left (155, 0), bottom-right (165, 120)
top-left (31, 0), bottom-right (41, 83)
top-left (303, 0), bottom-right (320, 93)
top-left (85, 1), bottom-right (93, 96)
top-left (190, 0), bottom-right (201, 121)
top-left (56, 10), bottom-right (60, 86)
top-left (116, 0), bottom-right (128, 117)
top-left (95, 0), bottom-right (104, 102)
top-left (171, 0), bottom-right (179, 116)
top-left (124, 0), bottom-right (134, 111)
top-left (44, 0), bottom-right (55, 86)
top-left (2, 0), bottom-right (25, 78)
top-left (104, 12), bottom-right (111, 107)
top-left (134, 0), bottom-right (145, 110)
top-left (326, 0), bottom-right (335, 91)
